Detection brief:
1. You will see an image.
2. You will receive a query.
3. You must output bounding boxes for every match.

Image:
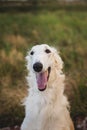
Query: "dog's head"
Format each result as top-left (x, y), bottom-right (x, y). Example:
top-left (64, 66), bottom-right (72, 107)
top-left (26, 44), bottom-right (63, 91)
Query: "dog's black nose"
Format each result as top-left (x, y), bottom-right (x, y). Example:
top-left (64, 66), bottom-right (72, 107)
top-left (33, 62), bottom-right (43, 72)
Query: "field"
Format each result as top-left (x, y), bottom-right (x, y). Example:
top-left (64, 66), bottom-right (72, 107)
top-left (0, 9), bottom-right (87, 127)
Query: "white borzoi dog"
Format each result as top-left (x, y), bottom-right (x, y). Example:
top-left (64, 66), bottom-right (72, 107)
top-left (21, 44), bottom-right (74, 130)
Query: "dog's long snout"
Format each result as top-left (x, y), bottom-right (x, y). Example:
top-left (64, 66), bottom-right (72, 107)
top-left (33, 62), bottom-right (43, 72)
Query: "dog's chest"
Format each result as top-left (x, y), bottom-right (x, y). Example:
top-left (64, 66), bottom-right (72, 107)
top-left (25, 95), bottom-right (55, 126)
top-left (26, 101), bottom-right (50, 130)
top-left (26, 102), bottom-right (66, 130)
top-left (25, 93), bottom-right (69, 130)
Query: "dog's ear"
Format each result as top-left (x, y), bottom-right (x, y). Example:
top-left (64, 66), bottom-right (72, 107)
top-left (52, 48), bottom-right (63, 70)
top-left (54, 54), bottom-right (63, 70)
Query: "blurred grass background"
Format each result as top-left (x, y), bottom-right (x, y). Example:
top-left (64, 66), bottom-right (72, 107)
top-left (0, 2), bottom-right (87, 128)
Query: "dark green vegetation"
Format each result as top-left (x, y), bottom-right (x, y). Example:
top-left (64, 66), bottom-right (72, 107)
top-left (0, 9), bottom-right (87, 127)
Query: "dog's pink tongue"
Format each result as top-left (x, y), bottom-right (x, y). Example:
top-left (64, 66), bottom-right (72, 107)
top-left (36, 72), bottom-right (47, 91)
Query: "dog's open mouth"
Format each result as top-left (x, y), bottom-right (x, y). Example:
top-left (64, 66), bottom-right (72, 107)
top-left (36, 67), bottom-right (51, 91)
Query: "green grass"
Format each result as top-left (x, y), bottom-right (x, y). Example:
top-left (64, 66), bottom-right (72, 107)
top-left (0, 10), bottom-right (87, 127)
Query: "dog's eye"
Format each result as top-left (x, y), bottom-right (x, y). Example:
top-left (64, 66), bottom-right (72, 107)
top-left (45, 49), bottom-right (51, 54)
top-left (30, 51), bottom-right (34, 55)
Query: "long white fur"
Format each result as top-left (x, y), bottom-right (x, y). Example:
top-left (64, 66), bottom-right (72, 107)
top-left (21, 44), bottom-right (74, 130)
